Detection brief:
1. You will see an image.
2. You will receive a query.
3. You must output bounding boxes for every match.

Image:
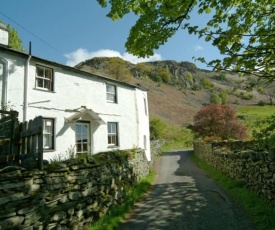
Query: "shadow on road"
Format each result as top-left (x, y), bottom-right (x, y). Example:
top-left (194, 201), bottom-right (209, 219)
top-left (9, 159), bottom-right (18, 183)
top-left (118, 150), bottom-right (255, 230)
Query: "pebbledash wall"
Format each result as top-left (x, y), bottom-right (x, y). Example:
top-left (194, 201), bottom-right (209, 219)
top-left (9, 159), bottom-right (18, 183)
top-left (193, 140), bottom-right (275, 205)
top-left (0, 149), bottom-right (156, 230)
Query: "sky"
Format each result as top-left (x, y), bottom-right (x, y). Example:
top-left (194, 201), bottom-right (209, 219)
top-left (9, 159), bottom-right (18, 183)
top-left (1, 0), bottom-right (222, 70)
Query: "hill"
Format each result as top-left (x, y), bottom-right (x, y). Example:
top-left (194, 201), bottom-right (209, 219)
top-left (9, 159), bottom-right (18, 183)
top-left (75, 57), bottom-right (268, 125)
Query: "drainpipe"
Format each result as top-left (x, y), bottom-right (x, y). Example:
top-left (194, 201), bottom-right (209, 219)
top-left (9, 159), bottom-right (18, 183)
top-left (23, 42), bottom-right (32, 122)
top-left (1, 59), bottom-right (8, 110)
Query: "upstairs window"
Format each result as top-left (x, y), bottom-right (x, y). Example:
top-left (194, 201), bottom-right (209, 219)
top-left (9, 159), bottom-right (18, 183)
top-left (43, 118), bottom-right (54, 150)
top-left (36, 65), bottom-right (54, 91)
top-left (106, 84), bottom-right (117, 103)
top-left (108, 122), bottom-right (118, 146)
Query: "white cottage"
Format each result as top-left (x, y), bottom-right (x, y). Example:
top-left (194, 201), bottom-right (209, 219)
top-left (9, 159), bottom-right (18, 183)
top-left (0, 24), bottom-right (150, 161)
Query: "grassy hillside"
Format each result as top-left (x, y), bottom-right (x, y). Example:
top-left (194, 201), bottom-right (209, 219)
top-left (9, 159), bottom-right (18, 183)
top-left (237, 105), bottom-right (275, 119)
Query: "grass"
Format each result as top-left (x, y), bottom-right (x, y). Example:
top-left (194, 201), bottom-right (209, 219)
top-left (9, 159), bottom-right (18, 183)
top-left (161, 127), bottom-right (194, 152)
top-left (236, 105), bottom-right (275, 138)
top-left (89, 170), bottom-right (155, 230)
top-left (161, 138), bottom-right (193, 152)
top-left (189, 152), bottom-right (275, 230)
top-left (237, 105), bottom-right (275, 119)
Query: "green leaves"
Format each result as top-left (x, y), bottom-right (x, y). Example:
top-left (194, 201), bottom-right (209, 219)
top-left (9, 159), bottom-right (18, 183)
top-left (3, 23), bottom-right (25, 52)
top-left (97, 0), bottom-right (275, 83)
top-left (253, 115), bottom-right (275, 151)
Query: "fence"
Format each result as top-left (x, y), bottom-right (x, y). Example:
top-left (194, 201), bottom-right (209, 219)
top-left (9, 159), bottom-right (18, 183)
top-left (0, 110), bottom-right (43, 170)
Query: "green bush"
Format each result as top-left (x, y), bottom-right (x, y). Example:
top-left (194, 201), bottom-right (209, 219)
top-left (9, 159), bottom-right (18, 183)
top-left (150, 118), bottom-right (167, 140)
top-left (240, 93), bottom-right (253, 100)
top-left (186, 72), bottom-right (193, 84)
top-left (252, 115), bottom-right (275, 151)
top-left (191, 84), bottom-right (202, 91)
top-left (257, 101), bottom-right (266, 106)
top-left (213, 73), bottom-right (227, 81)
top-left (201, 77), bottom-right (214, 89)
top-left (210, 93), bottom-right (222, 104)
top-left (219, 89), bottom-right (229, 104)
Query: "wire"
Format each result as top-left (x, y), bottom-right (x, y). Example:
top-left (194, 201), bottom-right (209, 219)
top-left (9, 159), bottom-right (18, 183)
top-left (0, 10), bottom-right (62, 54)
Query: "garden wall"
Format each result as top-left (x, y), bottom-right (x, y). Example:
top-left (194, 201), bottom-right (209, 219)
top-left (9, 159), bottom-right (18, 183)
top-left (193, 140), bottom-right (275, 205)
top-left (0, 149), bottom-right (152, 230)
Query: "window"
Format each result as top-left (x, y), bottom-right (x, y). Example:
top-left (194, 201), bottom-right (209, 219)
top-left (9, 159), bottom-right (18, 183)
top-left (144, 98), bottom-right (148, 115)
top-left (106, 84), bottom-right (117, 103)
top-left (43, 118), bottom-right (54, 150)
top-left (36, 65), bottom-right (53, 91)
top-left (108, 122), bottom-right (118, 146)
top-left (75, 122), bottom-right (90, 153)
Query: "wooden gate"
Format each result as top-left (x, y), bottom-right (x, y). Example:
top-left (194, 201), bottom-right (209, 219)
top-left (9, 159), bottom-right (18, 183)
top-left (0, 110), bottom-right (44, 170)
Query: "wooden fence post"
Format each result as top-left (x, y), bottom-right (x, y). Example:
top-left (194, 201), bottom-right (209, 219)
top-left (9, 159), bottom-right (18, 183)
top-left (36, 116), bottom-right (43, 170)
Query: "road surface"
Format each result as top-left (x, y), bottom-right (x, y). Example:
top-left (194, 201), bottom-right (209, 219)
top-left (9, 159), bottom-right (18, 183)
top-left (118, 150), bottom-right (256, 230)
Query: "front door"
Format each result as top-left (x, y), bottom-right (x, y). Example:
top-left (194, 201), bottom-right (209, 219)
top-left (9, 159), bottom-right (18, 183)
top-left (75, 122), bottom-right (90, 154)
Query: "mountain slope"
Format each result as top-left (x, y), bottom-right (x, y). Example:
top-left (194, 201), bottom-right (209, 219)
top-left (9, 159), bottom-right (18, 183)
top-left (75, 57), bottom-right (267, 125)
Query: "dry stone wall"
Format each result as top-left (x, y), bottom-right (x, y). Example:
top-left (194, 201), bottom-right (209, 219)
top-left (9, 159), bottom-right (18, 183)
top-left (0, 149), bottom-right (151, 230)
top-left (193, 140), bottom-right (275, 205)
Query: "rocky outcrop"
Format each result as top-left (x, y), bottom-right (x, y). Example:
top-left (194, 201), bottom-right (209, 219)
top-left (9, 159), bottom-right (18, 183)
top-left (75, 57), bottom-right (203, 89)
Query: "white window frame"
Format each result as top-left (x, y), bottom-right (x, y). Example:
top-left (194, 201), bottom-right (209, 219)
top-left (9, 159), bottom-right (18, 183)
top-left (106, 84), bottom-right (117, 103)
top-left (75, 122), bottom-right (90, 154)
top-left (107, 122), bottom-right (119, 146)
top-left (43, 118), bottom-right (54, 150)
top-left (36, 65), bottom-right (54, 91)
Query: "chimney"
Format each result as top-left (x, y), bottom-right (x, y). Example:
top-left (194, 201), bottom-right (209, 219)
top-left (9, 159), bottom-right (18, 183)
top-left (0, 23), bottom-right (9, 46)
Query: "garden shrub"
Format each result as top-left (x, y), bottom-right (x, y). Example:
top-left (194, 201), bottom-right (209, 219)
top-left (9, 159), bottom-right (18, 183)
top-left (192, 103), bottom-right (248, 140)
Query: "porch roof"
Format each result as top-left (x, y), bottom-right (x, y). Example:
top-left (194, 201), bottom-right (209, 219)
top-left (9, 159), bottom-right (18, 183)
top-left (66, 108), bottom-right (106, 125)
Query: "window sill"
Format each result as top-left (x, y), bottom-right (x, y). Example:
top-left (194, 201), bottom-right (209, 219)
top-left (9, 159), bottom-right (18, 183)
top-left (107, 145), bottom-right (119, 149)
top-left (33, 88), bottom-right (56, 93)
top-left (107, 101), bottom-right (118, 104)
top-left (43, 149), bottom-right (55, 152)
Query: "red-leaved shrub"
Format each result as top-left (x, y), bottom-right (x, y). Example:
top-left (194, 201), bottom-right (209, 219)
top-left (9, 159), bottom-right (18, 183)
top-left (192, 103), bottom-right (247, 140)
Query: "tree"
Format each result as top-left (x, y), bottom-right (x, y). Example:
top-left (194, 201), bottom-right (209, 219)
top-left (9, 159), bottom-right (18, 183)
top-left (259, 83), bottom-right (275, 105)
top-left (210, 93), bottom-right (221, 104)
top-left (105, 57), bottom-right (131, 82)
top-left (97, 0), bottom-right (275, 83)
top-left (1, 22), bottom-right (25, 51)
top-left (150, 118), bottom-right (166, 140)
top-left (219, 89), bottom-right (229, 104)
top-left (192, 104), bottom-right (247, 140)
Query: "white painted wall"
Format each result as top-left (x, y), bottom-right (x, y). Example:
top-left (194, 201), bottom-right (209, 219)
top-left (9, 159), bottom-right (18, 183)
top-left (0, 24), bottom-right (8, 46)
top-left (0, 49), bottom-right (151, 161)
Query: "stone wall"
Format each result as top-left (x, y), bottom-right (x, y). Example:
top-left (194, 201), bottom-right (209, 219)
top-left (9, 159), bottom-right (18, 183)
top-left (0, 149), bottom-right (152, 230)
top-left (193, 140), bottom-right (275, 205)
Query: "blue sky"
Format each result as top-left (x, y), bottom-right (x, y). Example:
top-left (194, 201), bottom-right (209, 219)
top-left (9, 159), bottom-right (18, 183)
top-left (1, 0), bottom-right (221, 69)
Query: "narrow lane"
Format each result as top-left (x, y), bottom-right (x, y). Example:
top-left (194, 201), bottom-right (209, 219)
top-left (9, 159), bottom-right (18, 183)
top-left (118, 150), bottom-right (256, 230)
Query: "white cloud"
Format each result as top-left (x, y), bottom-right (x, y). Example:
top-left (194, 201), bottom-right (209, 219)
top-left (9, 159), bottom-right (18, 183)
top-left (64, 48), bottom-right (162, 66)
top-left (194, 45), bottom-right (204, 51)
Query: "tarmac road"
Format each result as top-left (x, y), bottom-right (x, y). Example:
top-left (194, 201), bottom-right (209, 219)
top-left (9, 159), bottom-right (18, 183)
top-left (118, 150), bottom-right (256, 230)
